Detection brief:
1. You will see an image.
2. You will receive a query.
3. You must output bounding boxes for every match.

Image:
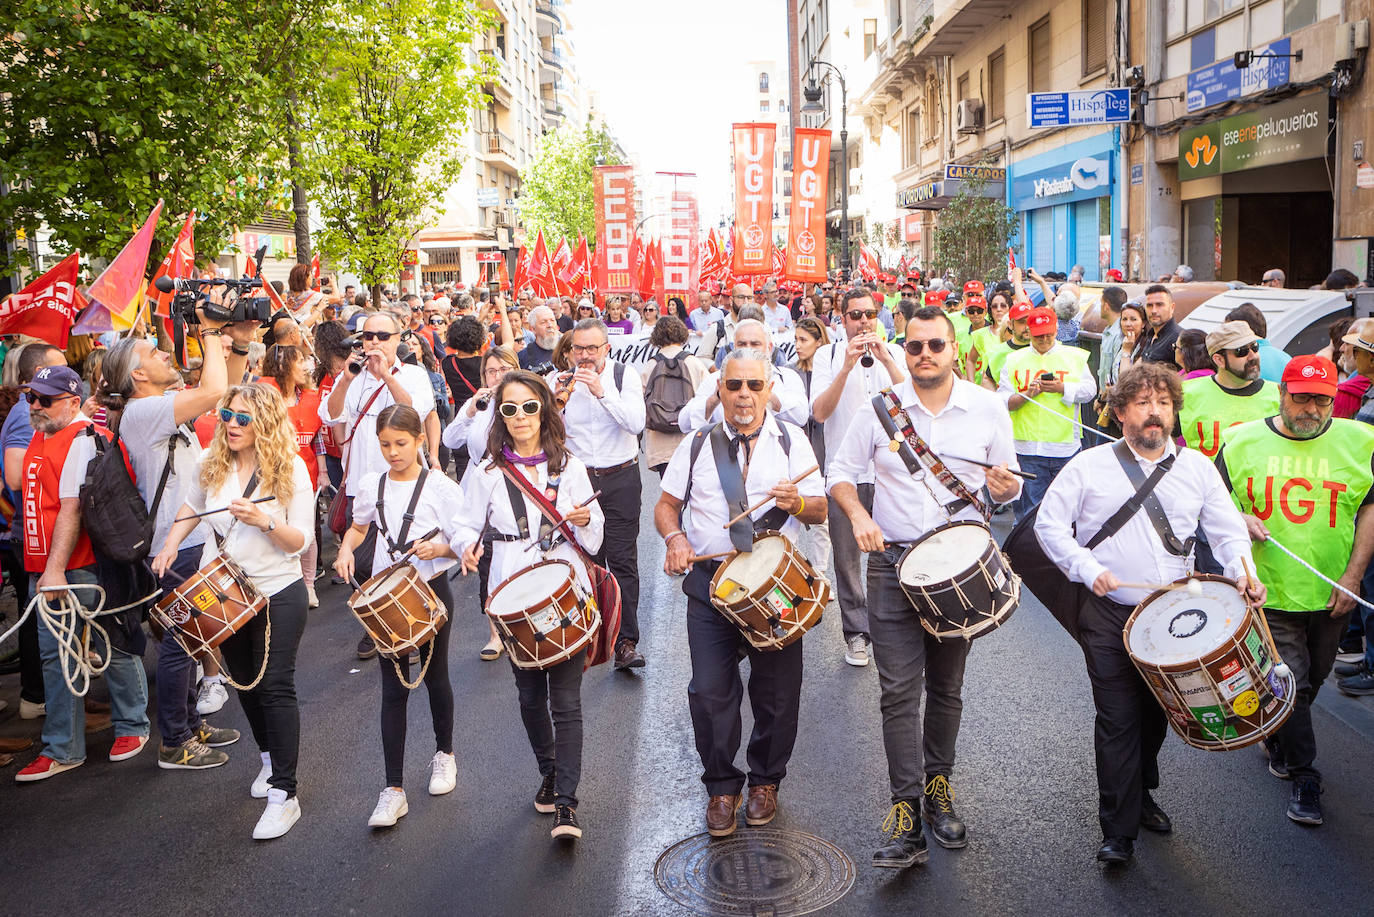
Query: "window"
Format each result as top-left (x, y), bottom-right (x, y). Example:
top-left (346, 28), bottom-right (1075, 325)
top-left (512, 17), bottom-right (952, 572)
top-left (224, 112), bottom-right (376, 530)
top-left (760, 100), bottom-right (770, 113)
top-left (904, 107), bottom-right (920, 167)
top-left (783, 177), bottom-right (793, 197)
top-left (1082, 0), bottom-right (1107, 75)
top-left (1028, 16), bottom-right (1051, 93)
top-left (957, 72), bottom-right (969, 104)
top-left (759, 72), bottom-right (770, 92)
top-left (864, 18), bottom-right (878, 57)
top-left (988, 48), bottom-right (1006, 122)
top-left (1284, 0), bottom-right (1318, 33)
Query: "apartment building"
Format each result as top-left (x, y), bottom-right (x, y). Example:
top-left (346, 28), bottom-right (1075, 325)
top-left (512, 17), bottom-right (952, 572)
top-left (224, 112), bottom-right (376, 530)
top-left (728, 61), bottom-right (795, 245)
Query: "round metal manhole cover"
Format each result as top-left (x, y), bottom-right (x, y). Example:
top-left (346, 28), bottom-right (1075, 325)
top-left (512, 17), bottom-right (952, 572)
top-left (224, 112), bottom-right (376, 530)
top-left (654, 828), bottom-right (855, 916)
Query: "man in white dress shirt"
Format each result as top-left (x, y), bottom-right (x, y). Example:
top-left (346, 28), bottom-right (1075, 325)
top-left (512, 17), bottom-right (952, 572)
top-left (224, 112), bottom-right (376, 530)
top-left (677, 320), bottom-right (810, 431)
top-left (558, 318), bottom-right (648, 670)
top-left (828, 306), bottom-right (1020, 869)
top-left (1034, 362), bottom-right (1263, 866)
top-left (811, 288), bottom-right (909, 667)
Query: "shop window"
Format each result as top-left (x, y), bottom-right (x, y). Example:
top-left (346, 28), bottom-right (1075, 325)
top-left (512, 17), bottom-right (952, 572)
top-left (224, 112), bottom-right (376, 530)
top-left (1284, 0), bottom-right (1318, 33)
top-left (864, 18), bottom-right (878, 57)
top-left (1028, 16), bottom-right (1051, 93)
top-left (904, 107), bottom-right (920, 167)
top-left (988, 49), bottom-right (1006, 123)
top-left (1082, 0), bottom-right (1106, 75)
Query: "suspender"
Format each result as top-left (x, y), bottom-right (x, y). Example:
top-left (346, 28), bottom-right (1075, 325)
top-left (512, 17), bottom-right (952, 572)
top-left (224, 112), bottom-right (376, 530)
top-left (683, 419), bottom-right (793, 549)
top-left (374, 468), bottom-right (429, 559)
top-left (501, 468), bottom-right (562, 550)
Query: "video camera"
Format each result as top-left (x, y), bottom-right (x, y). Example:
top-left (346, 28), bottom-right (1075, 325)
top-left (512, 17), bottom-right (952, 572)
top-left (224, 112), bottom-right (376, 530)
top-left (154, 243), bottom-right (276, 328)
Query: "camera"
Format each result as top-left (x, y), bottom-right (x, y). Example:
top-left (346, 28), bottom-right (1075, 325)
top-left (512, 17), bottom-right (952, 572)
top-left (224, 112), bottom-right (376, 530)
top-left (526, 361), bottom-right (555, 376)
top-left (155, 243), bottom-right (275, 329)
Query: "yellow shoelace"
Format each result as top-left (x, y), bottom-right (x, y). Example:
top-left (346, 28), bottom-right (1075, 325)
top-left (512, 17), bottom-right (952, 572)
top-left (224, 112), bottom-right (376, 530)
top-left (881, 800), bottom-right (915, 838)
top-left (925, 774), bottom-right (955, 812)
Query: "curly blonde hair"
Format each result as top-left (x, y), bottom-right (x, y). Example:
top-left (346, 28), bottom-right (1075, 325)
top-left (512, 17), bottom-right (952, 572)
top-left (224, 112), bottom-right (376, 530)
top-left (200, 384), bottom-right (300, 506)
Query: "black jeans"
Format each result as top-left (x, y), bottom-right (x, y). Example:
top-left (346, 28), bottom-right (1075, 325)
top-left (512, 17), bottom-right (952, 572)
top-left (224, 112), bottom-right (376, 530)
top-left (1265, 609), bottom-right (1346, 783)
top-left (221, 579), bottom-right (308, 797)
top-left (378, 574), bottom-right (455, 787)
top-left (155, 545), bottom-right (206, 747)
top-left (4, 539), bottom-right (43, 704)
top-left (512, 651), bottom-right (585, 807)
top-left (590, 463), bottom-right (641, 644)
top-left (683, 563), bottom-right (803, 796)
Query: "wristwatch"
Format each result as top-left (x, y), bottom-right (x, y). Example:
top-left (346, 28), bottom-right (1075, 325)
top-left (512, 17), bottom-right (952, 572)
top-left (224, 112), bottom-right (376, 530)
top-left (263, 518), bottom-right (277, 533)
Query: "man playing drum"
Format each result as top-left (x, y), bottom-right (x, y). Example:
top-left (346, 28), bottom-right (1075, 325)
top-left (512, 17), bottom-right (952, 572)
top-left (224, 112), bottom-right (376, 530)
top-left (1035, 363), bottom-right (1263, 865)
top-left (655, 349), bottom-right (826, 838)
top-left (827, 306), bottom-right (1021, 869)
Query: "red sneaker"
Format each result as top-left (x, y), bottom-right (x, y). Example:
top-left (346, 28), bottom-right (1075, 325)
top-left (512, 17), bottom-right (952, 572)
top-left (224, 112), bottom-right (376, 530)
top-left (109, 735), bottom-right (148, 762)
top-left (15, 755), bottom-right (84, 783)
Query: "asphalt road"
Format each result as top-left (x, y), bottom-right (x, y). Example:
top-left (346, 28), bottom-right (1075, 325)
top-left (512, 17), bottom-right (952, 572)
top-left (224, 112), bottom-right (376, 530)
top-left (2, 465), bottom-right (1372, 916)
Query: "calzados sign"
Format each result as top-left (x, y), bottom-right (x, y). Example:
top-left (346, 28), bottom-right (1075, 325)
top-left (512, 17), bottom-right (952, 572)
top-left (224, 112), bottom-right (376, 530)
top-left (786, 128), bottom-right (831, 282)
top-left (594, 166), bottom-right (637, 293)
top-left (732, 123), bottom-right (775, 275)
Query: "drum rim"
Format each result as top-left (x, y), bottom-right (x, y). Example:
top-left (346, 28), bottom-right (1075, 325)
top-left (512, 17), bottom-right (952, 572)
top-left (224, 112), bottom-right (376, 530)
top-left (1124, 573), bottom-right (1251, 670)
top-left (486, 557), bottom-right (578, 615)
top-left (708, 529), bottom-right (815, 611)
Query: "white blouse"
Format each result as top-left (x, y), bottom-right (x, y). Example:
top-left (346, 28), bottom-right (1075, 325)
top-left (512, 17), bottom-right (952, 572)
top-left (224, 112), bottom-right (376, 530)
top-left (352, 469), bottom-right (463, 582)
top-left (441, 403), bottom-right (495, 469)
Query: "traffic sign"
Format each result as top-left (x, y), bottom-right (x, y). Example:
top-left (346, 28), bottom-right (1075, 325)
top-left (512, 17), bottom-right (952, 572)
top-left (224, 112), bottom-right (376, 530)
top-left (1028, 88), bottom-right (1132, 129)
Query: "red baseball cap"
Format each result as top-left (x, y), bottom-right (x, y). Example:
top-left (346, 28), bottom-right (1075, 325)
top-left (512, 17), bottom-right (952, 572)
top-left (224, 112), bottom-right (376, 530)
top-left (963, 280), bottom-right (985, 296)
top-left (1105, 268), bottom-right (1124, 282)
top-left (923, 291), bottom-right (943, 306)
top-left (1009, 301), bottom-right (1033, 322)
top-left (964, 294), bottom-right (987, 311)
top-left (1281, 355), bottom-right (1339, 396)
top-left (1027, 307), bottom-right (1058, 336)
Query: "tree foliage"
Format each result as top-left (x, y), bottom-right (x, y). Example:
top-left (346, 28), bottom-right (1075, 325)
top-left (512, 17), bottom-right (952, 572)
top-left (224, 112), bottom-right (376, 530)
top-left (930, 175), bottom-right (1019, 282)
top-left (518, 122), bottom-right (624, 243)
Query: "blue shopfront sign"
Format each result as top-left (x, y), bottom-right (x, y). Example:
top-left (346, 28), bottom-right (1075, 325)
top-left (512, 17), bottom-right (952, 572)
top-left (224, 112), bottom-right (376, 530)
top-left (1009, 151), bottom-right (1115, 212)
top-left (1186, 38), bottom-right (1291, 112)
top-left (1028, 88), bottom-right (1133, 129)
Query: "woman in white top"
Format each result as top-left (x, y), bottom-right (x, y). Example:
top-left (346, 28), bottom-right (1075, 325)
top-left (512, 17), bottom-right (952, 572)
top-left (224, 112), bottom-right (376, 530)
top-left (336, 405), bottom-right (462, 830)
top-left (451, 370), bottom-right (603, 842)
top-left (153, 384), bottom-right (314, 841)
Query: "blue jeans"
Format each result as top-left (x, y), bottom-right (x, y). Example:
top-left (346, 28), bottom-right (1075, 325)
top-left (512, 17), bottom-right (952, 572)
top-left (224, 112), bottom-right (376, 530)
top-left (1362, 557), bottom-right (1374, 669)
top-left (35, 566), bottom-right (149, 764)
top-left (156, 545), bottom-right (206, 747)
top-left (1013, 453), bottom-right (1074, 523)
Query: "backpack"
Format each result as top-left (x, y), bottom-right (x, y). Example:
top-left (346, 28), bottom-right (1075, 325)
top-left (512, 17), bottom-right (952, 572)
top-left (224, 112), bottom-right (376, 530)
top-left (643, 352), bottom-right (696, 433)
top-left (79, 427), bottom-right (154, 564)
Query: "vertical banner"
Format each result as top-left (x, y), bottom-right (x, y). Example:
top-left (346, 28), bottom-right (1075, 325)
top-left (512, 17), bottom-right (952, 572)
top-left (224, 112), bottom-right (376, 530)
top-left (731, 123), bottom-right (775, 275)
top-left (594, 165), bottom-right (637, 293)
top-left (659, 172), bottom-right (700, 306)
top-left (785, 128), bottom-right (831, 282)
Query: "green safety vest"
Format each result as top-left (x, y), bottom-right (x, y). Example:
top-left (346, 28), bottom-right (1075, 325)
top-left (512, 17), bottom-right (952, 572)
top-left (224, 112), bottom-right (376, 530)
top-left (1221, 418), bottom-right (1374, 612)
top-left (985, 339), bottom-right (1028, 388)
top-left (966, 325), bottom-right (998, 382)
top-left (948, 311), bottom-right (972, 374)
top-left (1003, 344), bottom-right (1092, 444)
top-left (1179, 376), bottom-right (1281, 457)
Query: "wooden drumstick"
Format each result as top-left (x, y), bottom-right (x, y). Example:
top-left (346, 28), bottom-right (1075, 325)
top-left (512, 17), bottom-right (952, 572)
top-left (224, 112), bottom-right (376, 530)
top-left (173, 496), bottom-right (274, 523)
top-left (397, 527), bottom-right (443, 566)
top-left (936, 453), bottom-right (1038, 481)
top-left (722, 464), bottom-right (821, 529)
top-left (521, 492), bottom-right (603, 554)
top-left (686, 549), bottom-right (737, 564)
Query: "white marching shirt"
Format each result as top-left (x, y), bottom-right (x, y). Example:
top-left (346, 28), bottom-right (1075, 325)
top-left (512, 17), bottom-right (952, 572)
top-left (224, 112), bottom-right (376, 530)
top-left (351, 470), bottom-right (464, 582)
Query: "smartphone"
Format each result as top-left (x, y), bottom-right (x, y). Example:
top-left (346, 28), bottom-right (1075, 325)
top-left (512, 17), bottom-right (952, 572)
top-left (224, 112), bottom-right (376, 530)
top-left (1039, 371), bottom-right (1055, 381)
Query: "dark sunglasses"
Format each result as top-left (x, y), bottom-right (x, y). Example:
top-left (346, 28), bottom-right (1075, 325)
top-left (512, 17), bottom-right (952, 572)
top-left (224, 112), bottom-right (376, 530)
top-left (499, 399), bottom-right (541, 417)
top-left (964, 305), bottom-right (986, 315)
top-left (846, 310), bottom-right (879, 321)
top-left (723, 378), bottom-right (767, 392)
top-left (904, 338), bottom-right (951, 356)
top-left (33, 393), bottom-right (76, 409)
top-left (427, 315), bottom-right (444, 325)
top-left (1229, 343), bottom-right (1259, 357)
top-left (361, 331), bottom-right (395, 342)
top-left (218, 408), bottom-right (253, 426)
top-left (1290, 392), bottom-right (1334, 407)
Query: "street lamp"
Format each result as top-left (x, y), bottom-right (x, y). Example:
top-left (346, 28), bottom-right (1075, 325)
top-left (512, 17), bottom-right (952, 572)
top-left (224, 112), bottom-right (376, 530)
top-left (802, 59), bottom-right (847, 279)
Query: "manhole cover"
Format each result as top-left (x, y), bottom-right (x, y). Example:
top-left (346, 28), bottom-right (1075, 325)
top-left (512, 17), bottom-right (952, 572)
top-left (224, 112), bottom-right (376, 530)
top-left (654, 828), bottom-right (855, 916)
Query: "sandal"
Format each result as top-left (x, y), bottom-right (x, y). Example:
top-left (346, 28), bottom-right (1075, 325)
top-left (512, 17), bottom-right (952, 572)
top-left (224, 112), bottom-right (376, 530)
top-left (479, 639), bottom-right (504, 661)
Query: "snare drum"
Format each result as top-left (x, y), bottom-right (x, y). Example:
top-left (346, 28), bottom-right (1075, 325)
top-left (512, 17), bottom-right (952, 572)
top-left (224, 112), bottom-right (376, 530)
top-left (487, 559), bottom-right (599, 670)
top-left (896, 521), bottom-right (1020, 641)
top-left (151, 555), bottom-right (265, 659)
top-left (708, 531), bottom-right (830, 651)
top-left (348, 561), bottom-right (448, 658)
top-left (1125, 574), bottom-right (1295, 751)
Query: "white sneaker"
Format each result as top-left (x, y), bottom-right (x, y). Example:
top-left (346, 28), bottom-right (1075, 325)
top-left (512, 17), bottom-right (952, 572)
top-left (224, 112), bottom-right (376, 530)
top-left (306, 585), bottom-right (319, 609)
top-left (368, 787), bottom-right (409, 827)
top-left (251, 756), bottom-right (272, 798)
top-left (253, 788), bottom-right (301, 840)
top-left (196, 677), bottom-right (228, 716)
top-left (845, 635), bottom-right (870, 667)
top-left (429, 751), bottom-right (457, 796)
top-left (19, 699), bottom-right (45, 719)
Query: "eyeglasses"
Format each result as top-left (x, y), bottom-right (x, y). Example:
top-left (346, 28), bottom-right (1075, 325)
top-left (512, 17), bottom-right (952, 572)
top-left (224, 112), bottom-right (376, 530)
top-left (904, 338), bottom-right (951, 356)
top-left (1229, 343), bottom-right (1259, 357)
top-left (570, 343), bottom-right (605, 354)
top-left (499, 399), bottom-right (541, 417)
top-left (723, 378), bottom-right (767, 392)
top-left (964, 306), bottom-right (986, 315)
top-left (361, 331), bottom-right (395, 342)
top-left (427, 316), bottom-right (444, 325)
top-left (483, 367), bottom-right (508, 380)
top-left (1289, 392), bottom-right (1334, 407)
top-left (846, 310), bottom-right (879, 321)
top-left (218, 408), bottom-right (253, 426)
top-left (32, 393), bottom-right (76, 409)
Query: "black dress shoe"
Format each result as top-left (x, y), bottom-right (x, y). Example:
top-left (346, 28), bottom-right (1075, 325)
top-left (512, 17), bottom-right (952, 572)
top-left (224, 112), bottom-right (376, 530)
top-left (357, 634), bottom-right (378, 660)
top-left (873, 801), bottom-right (929, 869)
top-left (1140, 794), bottom-right (1172, 833)
top-left (1097, 836), bottom-right (1134, 864)
top-left (921, 775), bottom-right (968, 849)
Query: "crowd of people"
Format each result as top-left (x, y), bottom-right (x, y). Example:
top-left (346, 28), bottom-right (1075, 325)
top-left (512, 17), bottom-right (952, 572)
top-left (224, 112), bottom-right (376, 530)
top-left (0, 257), bottom-right (1371, 871)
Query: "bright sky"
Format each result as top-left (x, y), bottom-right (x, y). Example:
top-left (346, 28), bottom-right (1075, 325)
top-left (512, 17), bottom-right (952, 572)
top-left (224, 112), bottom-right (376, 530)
top-left (572, 0), bottom-right (789, 229)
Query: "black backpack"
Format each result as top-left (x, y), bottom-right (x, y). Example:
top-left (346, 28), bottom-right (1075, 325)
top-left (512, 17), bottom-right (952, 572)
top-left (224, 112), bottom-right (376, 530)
top-left (79, 426), bottom-right (154, 564)
top-left (643, 352), bottom-right (696, 433)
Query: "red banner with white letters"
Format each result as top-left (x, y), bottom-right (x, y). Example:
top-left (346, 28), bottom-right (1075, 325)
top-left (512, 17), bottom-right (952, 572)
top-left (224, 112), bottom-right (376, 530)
top-left (785, 128), bottom-right (831, 282)
top-left (0, 252), bottom-right (83, 347)
top-left (661, 184), bottom-right (700, 304)
top-left (731, 123), bottom-right (775, 275)
top-left (593, 165), bottom-right (637, 293)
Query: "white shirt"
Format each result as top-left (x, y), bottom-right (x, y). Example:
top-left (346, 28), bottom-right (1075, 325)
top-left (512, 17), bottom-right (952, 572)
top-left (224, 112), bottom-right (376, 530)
top-left (351, 469), bottom-right (463, 581)
top-left (450, 456), bottom-right (604, 595)
top-left (1034, 439), bottom-right (1253, 607)
top-left (560, 361), bottom-right (645, 467)
top-left (56, 415), bottom-right (98, 500)
top-left (119, 393), bottom-right (207, 552)
top-left (826, 379), bottom-right (1021, 542)
top-left (319, 361), bottom-right (436, 496)
top-left (762, 302), bottom-right (794, 331)
top-left (677, 363), bottom-right (810, 432)
top-left (996, 342), bottom-right (1098, 458)
top-left (661, 414), bottom-right (824, 557)
top-left (441, 403), bottom-right (495, 468)
top-left (809, 340), bottom-right (908, 483)
top-left (184, 454), bottom-right (315, 597)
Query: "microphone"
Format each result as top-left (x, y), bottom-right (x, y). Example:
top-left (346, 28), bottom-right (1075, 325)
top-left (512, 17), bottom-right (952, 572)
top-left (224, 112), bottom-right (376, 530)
top-left (154, 275), bottom-right (175, 294)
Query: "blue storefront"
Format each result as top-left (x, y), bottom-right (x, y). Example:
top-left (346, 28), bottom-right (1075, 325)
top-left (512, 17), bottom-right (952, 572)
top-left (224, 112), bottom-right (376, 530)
top-left (1008, 131), bottom-right (1122, 281)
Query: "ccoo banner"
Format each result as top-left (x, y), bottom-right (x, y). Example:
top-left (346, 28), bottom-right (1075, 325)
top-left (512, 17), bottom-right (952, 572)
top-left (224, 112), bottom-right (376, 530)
top-left (661, 176), bottom-right (701, 305)
top-left (731, 123), bottom-right (775, 275)
top-left (594, 165), bottom-right (637, 293)
top-left (785, 128), bottom-right (831, 282)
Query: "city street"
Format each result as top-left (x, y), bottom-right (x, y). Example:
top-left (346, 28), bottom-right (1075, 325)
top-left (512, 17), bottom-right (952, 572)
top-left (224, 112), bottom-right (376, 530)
top-left (2, 470), bottom-right (1372, 915)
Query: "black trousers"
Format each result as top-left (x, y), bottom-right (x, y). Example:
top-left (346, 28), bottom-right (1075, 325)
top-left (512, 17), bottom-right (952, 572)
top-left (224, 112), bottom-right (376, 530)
top-left (589, 463), bottom-right (641, 644)
top-left (1265, 609), bottom-right (1346, 783)
top-left (221, 579), bottom-right (309, 797)
top-left (683, 563), bottom-right (803, 796)
top-left (512, 651), bottom-right (584, 808)
top-left (4, 539), bottom-right (43, 704)
top-left (1078, 592), bottom-right (1168, 839)
top-left (378, 573), bottom-right (455, 787)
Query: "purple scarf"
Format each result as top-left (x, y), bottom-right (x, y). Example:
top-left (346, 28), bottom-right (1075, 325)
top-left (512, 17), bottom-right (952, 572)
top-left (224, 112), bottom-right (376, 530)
top-left (501, 445), bottom-right (546, 467)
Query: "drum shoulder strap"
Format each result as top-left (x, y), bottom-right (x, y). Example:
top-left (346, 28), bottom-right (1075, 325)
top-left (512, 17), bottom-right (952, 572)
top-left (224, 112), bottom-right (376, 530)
top-left (1086, 441), bottom-right (1193, 556)
top-left (376, 468), bottom-right (429, 558)
top-left (214, 469), bottom-right (259, 549)
top-left (870, 389), bottom-right (988, 520)
top-left (680, 425), bottom-right (713, 516)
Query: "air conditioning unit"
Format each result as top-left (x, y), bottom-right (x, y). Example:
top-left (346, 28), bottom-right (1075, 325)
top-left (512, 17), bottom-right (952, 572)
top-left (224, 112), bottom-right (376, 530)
top-left (956, 99), bottom-right (984, 133)
top-left (492, 210), bottom-right (511, 228)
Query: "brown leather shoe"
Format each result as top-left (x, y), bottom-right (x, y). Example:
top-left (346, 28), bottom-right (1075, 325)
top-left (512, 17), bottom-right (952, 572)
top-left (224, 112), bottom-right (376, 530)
top-left (0, 737), bottom-right (34, 754)
top-left (705, 793), bottom-right (742, 837)
top-left (613, 640), bottom-right (645, 670)
top-left (745, 784), bottom-right (778, 826)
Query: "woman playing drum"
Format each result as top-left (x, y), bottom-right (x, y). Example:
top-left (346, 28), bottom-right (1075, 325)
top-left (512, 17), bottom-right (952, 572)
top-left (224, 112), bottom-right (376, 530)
top-left (451, 370), bottom-right (603, 842)
top-left (152, 384), bottom-right (315, 841)
top-left (335, 405), bottom-right (462, 829)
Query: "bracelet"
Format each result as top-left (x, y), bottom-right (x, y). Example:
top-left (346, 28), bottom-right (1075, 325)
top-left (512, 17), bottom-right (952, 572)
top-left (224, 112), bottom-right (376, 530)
top-left (663, 530), bottom-right (685, 544)
top-left (200, 329), bottom-right (224, 338)
top-left (790, 495), bottom-right (805, 516)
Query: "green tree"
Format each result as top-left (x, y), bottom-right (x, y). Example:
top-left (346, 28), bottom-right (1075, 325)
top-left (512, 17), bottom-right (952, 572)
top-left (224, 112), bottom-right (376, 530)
top-left (930, 175), bottom-right (1019, 282)
top-left (307, 0), bottom-right (493, 306)
top-left (518, 122), bottom-right (623, 243)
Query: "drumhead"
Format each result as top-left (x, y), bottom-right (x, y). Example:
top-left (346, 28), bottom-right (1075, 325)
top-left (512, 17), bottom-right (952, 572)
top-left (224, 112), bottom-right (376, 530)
top-left (899, 523), bottom-right (992, 580)
top-left (1127, 579), bottom-right (1248, 665)
top-left (360, 566), bottom-right (412, 601)
top-left (717, 535), bottom-right (787, 587)
top-left (489, 561), bottom-right (571, 614)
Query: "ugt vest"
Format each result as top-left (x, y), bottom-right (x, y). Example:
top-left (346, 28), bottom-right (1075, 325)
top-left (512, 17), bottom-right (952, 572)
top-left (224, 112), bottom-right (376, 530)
top-left (1003, 344), bottom-right (1091, 445)
top-left (1179, 376), bottom-right (1281, 457)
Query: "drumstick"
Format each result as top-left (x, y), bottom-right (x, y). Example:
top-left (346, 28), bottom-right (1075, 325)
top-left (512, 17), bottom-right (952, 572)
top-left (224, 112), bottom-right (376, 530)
top-left (937, 453), bottom-right (1037, 480)
top-left (520, 490), bottom-right (605, 554)
top-left (173, 496), bottom-right (274, 523)
top-left (722, 464), bottom-right (821, 529)
top-left (687, 549), bottom-right (737, 564)
top-left (398, 527), bottom-right (443, 565)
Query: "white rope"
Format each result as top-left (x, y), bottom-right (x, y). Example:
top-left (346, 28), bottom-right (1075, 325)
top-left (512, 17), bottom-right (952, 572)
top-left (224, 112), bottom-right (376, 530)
top-left (33, 584), bottom-right (110, 699)
top-left (1019, 394), bottom-right (1120, 441)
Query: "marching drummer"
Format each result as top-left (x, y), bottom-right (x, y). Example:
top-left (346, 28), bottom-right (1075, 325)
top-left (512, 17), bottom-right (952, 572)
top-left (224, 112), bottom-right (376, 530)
top-left (826, 305), bottom-right (1020, 870)
top-left (335, 404), bottom-right (463, 830)
top-left (653, 349), bottom-right (826, 839)
top-left (449, 370), bottom-right (603, 843)
top-left (1034, 363), bottom-right (1262, 866)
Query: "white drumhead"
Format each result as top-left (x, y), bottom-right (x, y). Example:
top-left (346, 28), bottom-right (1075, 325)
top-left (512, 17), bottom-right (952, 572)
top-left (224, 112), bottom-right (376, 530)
top-left (489, 561), bottom-right (571, 614)
top-left (899, 523), bottom-right (991, 580)
top-left (718, 535), bottom-right (787, 587)
top-left (1128, 580), bottom-right (1248, 665)
top-left (360, 567), bottom-right (412, 601)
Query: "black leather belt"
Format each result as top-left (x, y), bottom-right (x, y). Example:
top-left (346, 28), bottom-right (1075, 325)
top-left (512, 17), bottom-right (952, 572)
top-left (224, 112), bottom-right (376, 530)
top-left (588, 459), bottom-right (636, 475)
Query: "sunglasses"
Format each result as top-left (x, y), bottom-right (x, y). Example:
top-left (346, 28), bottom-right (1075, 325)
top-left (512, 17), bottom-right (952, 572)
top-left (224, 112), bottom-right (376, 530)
top-left (427, 316), bottom-right (444, 325)
top-left (1289, 392), bottom-right (1334, 407)
top-left (847, 310), bottom-right (879, 321)
top-left (499, 399), bottom-right (541, 417)
top-left (964, 306), bottom-right (986, 315)
top-left (1229, 343), bottom-right (1259, 357)
top-left (33, 393), bottom-right (76, 409)
top-left (361, 331), bottom-right (395, 342)
top-left (723, 378), bottom-right (767, 392)
top-left (218, 408), bottom-right (253, 426)
top-left (904, 338), bottom-right (951, 356)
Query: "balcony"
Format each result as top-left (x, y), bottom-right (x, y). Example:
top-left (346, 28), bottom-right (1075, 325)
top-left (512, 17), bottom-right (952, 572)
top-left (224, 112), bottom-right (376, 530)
top-left (536, 0), bottom-right (563, 38)
top-left (914, 1), bottom-right (1020, 59)
top-left (539, 48), bottom-right (564, 84)
top-left (478, 130), bottom-right (517, 167)
top-left (542, 99), bottom-right (565, 129)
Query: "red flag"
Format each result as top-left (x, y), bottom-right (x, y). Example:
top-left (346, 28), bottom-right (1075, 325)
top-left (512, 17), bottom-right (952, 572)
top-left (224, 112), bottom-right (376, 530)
top-left (590, 242), bottom-right (607, 294)
top-left (513, 245), bottom-right (531, 293)
top-left (637, 238), bottom-right (659, 301)
top-left (573, 235), bottom-right (591, 291)
top-left (310, 252), bottom-right (321, 290)
top-left (593, 166), bottom-right (637, 293)
top-left (785, 129), bottom-right (830, 283)
top-left (74, 199), bottom-right (163, 334)
top-left (0, 252), bottom-right (83, 346)
top-left (857, 241), bottom-right (879, 283)
top-left (628, 235), bottom-right (644, 294)
top-left (150, 211), bottom-right (196, 362)
top-left (497, 256), bottom-right (511, 292)
top-left (552, 238), bottom-right (575, 297)
top-left (731, 123), bottom-right (776, 275)
top-left (529, 231), bottom-right (557, 298)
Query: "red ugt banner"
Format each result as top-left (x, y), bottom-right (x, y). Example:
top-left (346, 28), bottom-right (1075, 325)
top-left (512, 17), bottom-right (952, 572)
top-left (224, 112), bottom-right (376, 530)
top-left (594, 166), bottom-right (636, 293)
top-left (731, 123), bottom-right (775, 275)
top-left (785, 128), bottom-right (831, 282)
